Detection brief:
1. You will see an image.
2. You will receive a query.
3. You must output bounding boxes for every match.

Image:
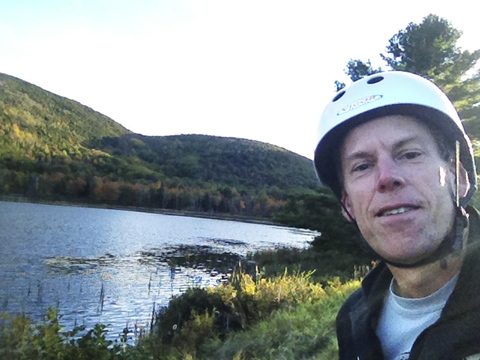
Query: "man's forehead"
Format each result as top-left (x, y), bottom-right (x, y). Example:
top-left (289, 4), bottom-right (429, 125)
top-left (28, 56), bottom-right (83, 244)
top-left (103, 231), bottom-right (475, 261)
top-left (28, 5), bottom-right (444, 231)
top-left (341, 115), bottom-right (434, 153)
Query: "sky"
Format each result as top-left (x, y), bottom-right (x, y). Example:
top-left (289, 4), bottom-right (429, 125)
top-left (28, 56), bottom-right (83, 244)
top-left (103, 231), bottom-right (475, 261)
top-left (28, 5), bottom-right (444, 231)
top-left (0, 1), bottom-right (478, 159)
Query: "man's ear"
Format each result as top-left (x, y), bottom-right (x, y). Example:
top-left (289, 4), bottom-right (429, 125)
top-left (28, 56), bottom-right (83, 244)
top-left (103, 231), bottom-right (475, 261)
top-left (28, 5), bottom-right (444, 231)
top-left (448, 161), bottom-right (470, 200)
top-left (341, 191), bottom-right (356, 222)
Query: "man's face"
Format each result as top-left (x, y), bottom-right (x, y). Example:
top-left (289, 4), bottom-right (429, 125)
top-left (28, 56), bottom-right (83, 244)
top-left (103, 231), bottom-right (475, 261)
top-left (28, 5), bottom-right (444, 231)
top-left (340, 115), bottom-right (458, 265)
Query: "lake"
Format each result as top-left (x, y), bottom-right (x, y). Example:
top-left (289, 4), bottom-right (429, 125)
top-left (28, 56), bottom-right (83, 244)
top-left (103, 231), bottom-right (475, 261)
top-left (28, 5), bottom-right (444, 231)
top-left (0, 201), bottom-right (318, 341)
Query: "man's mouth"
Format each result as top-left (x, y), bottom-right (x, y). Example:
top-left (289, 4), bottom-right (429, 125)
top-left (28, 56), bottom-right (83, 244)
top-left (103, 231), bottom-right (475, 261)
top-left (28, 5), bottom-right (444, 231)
top-left (378, 206), bottom-right (418, 217)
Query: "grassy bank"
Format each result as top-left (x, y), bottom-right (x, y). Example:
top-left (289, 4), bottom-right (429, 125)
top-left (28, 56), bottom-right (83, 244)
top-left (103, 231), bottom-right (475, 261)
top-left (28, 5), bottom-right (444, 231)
top-left (0, 268), bottom-right (361, 360)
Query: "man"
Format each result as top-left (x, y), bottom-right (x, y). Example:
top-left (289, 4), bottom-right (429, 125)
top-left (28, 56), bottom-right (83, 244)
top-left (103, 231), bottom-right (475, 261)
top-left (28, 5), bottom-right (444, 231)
top-left (313, 71), bottom-right (480, 359)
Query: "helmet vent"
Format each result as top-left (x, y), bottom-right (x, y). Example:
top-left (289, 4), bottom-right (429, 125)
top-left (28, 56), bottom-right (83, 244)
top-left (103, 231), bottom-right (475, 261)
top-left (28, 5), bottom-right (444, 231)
top-left (332, 91), bottom-right (345, 102)
top-left (367, 76), bottom-right (384, 84)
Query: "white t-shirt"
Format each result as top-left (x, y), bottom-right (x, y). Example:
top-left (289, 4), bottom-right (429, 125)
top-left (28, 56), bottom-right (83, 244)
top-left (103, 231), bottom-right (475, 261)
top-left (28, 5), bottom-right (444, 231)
top-left (376, 275), bottom-right (458, 360)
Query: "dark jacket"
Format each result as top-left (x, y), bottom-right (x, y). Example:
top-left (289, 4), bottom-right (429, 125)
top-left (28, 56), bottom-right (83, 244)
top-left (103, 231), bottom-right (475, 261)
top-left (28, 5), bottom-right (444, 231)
top-left (336, 207), bottom-right (480, 360)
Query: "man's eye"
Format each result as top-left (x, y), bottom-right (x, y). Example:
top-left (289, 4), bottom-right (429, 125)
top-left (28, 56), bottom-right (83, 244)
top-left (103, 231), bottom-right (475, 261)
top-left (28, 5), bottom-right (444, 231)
top-left (352, 163), bottom-right (370, 172)
top-left (402, 151), bottom-right (421, 160)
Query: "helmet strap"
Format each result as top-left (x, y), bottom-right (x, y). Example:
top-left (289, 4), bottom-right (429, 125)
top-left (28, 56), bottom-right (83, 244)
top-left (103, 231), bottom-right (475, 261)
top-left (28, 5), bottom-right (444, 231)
top-left (455, 140), bottom-right (461, 207)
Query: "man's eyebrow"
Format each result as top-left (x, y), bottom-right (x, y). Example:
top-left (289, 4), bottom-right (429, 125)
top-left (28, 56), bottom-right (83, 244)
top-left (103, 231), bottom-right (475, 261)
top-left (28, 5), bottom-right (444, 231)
top-left (343, 150), bottom-right (372, 162)
top-left (343, 136), bottom-right (421, 162)
top-left (391, 136), bottom-right (420, 152)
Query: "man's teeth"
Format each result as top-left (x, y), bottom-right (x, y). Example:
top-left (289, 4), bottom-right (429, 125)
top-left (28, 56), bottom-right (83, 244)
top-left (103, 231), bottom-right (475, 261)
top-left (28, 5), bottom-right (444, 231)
top-left (382, 207), bottom-right (414, 216)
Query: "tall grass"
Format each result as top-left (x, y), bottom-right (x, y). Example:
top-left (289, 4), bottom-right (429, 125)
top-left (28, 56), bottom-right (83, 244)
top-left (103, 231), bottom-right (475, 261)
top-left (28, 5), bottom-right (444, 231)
top-left (250, 247), bottom-right (371, 283)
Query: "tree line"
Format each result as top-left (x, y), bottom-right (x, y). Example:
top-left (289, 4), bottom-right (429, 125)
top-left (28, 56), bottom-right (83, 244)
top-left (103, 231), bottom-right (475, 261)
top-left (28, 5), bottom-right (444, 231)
top-left (0, 133), bottom-right (310, 218)
top-left (0, 163), bottom-right (290, 218)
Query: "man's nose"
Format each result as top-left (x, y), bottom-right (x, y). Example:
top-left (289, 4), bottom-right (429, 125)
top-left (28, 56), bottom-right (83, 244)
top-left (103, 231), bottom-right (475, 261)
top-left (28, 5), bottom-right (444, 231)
top-left (376, 157), bottom-right (404, 192)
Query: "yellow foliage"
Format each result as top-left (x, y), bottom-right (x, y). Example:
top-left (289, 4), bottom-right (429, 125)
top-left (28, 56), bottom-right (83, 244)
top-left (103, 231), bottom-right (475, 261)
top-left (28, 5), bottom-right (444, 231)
top-left (241, 275), bottom-right (257, 296)
top-left (12, 123), bottom-right (22, 138)
top-left (325, 278), bottom-right (361, 297)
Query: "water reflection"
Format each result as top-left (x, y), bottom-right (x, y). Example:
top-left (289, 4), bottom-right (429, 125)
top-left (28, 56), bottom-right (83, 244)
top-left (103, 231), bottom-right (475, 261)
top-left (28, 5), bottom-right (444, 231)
top-left (43, 244), bottom-right (243, 283)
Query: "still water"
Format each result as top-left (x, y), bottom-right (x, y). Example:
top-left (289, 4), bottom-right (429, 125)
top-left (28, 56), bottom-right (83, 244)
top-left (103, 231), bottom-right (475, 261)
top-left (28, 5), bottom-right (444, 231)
top-left (0, 201), bottom-right (318, 340)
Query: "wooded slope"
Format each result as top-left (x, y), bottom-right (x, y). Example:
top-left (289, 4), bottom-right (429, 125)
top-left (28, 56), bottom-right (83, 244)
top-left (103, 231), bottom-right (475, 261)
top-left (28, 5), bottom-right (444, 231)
top-left (0, 73), bottom-right (318, 217)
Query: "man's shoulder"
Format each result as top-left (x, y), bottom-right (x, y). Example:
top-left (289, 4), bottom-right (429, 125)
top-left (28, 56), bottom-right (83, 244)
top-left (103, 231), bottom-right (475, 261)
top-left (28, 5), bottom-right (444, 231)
top-left (337, 287), bottom-right (365, 319)
top-left (337, 263), bottom-right (391, 320)
top-left (467, 206), bottom-right (480, 238)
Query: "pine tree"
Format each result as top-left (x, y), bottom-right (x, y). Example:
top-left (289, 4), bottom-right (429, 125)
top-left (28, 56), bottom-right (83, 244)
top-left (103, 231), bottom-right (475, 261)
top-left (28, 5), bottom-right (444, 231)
top-left (336, 14), bottom-right (480, 139)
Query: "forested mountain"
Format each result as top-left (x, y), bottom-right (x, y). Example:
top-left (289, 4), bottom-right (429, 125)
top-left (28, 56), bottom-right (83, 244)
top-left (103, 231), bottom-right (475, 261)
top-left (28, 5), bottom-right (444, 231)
top-left (0, 72), bottom-right (318, 218)
top-left (89, 134), bottom-right (317, 189)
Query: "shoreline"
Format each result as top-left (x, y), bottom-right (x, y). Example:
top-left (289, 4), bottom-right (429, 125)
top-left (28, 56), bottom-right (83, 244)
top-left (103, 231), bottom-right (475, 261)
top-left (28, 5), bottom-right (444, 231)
top-left (0, 194), bottom-right (279, 226)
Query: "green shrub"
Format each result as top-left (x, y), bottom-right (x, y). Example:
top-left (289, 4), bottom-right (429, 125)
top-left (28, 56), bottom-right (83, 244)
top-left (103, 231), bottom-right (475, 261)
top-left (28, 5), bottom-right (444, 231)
top-left (153, 268), bottom-right (327, 359)
top-left (200, 279), bottom-right (360, 360)
top-left (155, 287), bottom-right (241, 344)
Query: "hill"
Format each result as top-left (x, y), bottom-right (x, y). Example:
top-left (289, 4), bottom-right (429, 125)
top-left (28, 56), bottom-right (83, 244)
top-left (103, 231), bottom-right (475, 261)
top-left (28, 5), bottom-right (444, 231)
top-left (0, 72), bottom-right (318, 218)
top-left (90, 133), bottom-right (317, 189)
top-left (0, 73), bottom-right (130, 159)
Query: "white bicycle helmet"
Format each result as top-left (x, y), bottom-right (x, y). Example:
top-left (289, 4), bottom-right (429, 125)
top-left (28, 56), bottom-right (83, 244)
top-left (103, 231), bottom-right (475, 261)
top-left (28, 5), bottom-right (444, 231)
top-left (314, 71), bottom-right (476, 204)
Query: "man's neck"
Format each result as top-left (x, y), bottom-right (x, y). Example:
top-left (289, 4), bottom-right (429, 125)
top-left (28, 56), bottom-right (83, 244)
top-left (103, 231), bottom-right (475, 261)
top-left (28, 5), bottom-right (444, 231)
top-left (388, 253), bottom-right (464, 298)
